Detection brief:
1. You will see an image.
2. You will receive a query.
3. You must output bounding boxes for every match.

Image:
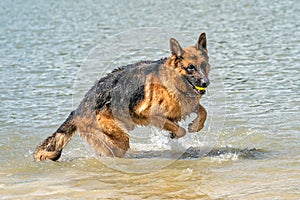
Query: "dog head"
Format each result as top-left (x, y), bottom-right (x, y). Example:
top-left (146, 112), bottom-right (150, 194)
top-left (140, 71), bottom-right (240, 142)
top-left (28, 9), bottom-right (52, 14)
top-left (168, 33), bottom-right (210, 95)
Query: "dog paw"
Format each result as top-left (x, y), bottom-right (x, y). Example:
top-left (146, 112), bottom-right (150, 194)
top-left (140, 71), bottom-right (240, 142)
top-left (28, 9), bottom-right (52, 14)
top-left (169, 127), bottom-right (186, 139)
top-left (34, 149), bottom-right (62, 162)
top-left (170, 132), bottom-right (176, 139)
top-left (188, 122), bottom-right (203, 133)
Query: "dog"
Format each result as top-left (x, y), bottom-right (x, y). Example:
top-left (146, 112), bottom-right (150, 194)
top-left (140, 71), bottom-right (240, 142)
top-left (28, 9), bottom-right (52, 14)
top-left (34, 32), bottom-right (210, 161)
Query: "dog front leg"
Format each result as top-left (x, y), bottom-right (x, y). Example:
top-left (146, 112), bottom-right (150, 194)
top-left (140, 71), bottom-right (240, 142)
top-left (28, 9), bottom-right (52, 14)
top-left (151, 116), bottom-right (186, 139)
top-left (188, 104), bottom-right (207, 133)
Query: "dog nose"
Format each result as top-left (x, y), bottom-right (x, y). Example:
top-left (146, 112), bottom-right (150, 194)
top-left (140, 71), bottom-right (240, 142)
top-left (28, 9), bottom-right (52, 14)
top-left (201, 78), bottom-right (210, 87)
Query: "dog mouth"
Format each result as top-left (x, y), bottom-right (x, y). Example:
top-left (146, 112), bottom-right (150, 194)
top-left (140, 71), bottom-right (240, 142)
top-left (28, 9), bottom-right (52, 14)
top-left (194, 85), bottom-right (206, 95)
top-left (186, 79), bottom-right (206, 95)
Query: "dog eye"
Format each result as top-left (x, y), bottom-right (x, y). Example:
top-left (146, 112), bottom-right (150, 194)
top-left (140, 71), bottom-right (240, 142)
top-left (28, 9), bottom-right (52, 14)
top-left (186, 65), bottom-right (196, 74)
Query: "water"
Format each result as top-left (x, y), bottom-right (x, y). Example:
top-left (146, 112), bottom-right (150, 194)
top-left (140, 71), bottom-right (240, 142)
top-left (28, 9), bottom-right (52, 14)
top-left (1, 0), bottom-right (299, 199)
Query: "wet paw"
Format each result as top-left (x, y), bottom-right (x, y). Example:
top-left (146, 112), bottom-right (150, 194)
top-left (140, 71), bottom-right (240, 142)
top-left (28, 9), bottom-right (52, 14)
top-left (170, 132), bottom-right (176, 139)
top-left (188, 122), bottom-right (203, 133)
top-left (34, 149), bottom-right (62, 162)
top-left (169, 127), bottom-right (186, 139)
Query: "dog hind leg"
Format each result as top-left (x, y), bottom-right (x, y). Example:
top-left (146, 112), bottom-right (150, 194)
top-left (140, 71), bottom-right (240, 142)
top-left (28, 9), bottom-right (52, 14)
top-left (79, 110), bottom-right (130, 158)
top-left (34, 111), bottom-right (77, 162)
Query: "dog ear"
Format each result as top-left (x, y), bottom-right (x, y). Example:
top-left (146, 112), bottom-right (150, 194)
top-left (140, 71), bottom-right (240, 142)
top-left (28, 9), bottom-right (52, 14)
top-left (196, 32), bottom-right (207, 50)
top-left (170, 38), bottom-right (184, 58)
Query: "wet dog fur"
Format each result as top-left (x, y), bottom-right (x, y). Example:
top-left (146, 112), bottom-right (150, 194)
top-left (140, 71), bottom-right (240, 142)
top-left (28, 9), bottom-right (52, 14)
top-left (34, 33), bottom-right (210, 161)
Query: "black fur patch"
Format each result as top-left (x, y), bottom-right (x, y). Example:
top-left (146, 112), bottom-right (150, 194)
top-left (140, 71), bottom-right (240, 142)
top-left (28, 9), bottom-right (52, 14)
top-left (129, 85), bottom-right (145, 111)
top-left (94, 59), bottom-right (165, 111)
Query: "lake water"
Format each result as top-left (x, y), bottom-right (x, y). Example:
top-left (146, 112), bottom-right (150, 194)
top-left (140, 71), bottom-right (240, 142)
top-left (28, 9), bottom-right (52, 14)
top-left (1, 0), bottom-right (299, 199)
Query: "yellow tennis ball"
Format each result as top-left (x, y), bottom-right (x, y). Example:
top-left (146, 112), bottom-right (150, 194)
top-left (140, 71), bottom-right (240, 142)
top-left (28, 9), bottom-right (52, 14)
top-left (194, 86), bottom-right (206, 91)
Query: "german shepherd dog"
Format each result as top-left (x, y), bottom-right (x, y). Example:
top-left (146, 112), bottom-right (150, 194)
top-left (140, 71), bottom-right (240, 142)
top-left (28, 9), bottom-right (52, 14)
top-left (34, 33), bottom-right (210, 161)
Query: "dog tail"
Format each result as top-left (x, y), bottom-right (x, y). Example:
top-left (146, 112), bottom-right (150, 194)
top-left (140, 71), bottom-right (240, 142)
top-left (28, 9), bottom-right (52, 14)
top-left (34, 111), bottom-right (77, 162)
